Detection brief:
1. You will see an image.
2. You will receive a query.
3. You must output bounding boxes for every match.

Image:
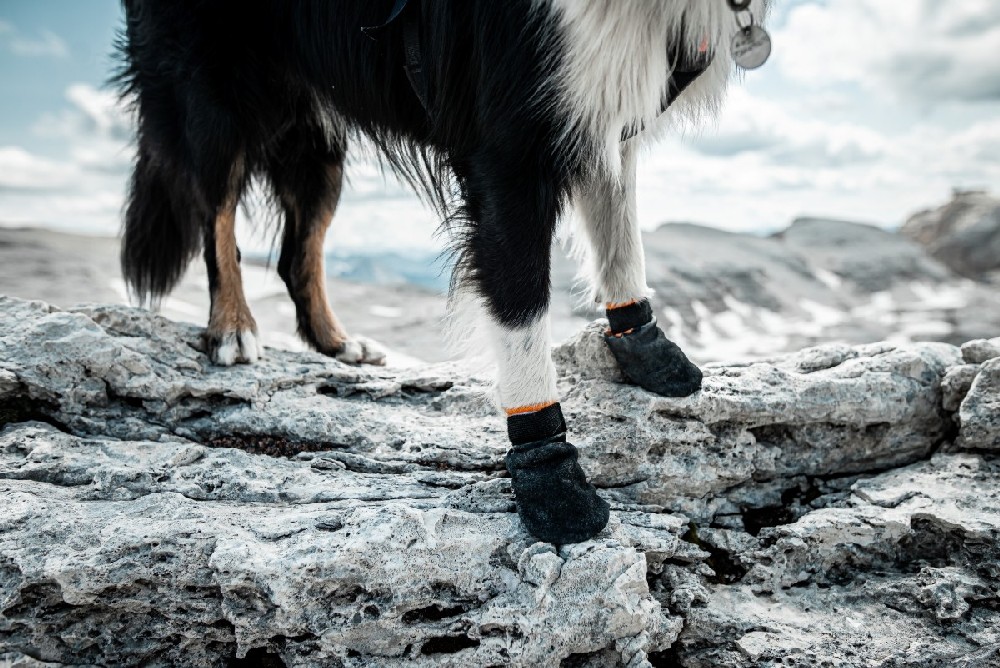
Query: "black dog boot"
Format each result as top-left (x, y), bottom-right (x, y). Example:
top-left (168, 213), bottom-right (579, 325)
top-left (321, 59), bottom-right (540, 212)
top-left (605, 299), bottom-right (702, 397)
top-left (504, 403), bottom-right (610, 544)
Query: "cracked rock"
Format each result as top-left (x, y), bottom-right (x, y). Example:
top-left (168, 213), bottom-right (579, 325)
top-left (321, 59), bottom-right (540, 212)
top-left (961, 337), bottom-right (1000, 365)
top-left (0, 297), bottom-right (998, 666)
top-left (958, 358), bottom-right (1000, 451)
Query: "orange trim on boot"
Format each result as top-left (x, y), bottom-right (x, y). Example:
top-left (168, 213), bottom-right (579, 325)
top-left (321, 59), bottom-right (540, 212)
top-left (606, 299), bottom-right (639, 310)
top-left (607, 327), bottom-right (636, 338)
top-left (505, 401), bottom-right (557, 417)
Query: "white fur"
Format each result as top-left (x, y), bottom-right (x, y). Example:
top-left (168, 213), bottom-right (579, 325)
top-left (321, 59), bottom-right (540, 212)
top-left (571, 141), bottom-right (650, 305)
top-left (542, 0), bottom-right (768, 173)
top-left (211, 329), bottom-right (261, 366)
top-left (488, 314), bottom-right (559, 411)
top-left (444, 279), bottom-right (559, 412)
top-left (336, 336), bottom-right (387, 366)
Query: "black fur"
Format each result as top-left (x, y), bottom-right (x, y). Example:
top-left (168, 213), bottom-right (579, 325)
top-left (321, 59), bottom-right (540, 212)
top-left (114, 0), bottom-right (718, 545)
top-left (114, 0), bottom-right (583, 328)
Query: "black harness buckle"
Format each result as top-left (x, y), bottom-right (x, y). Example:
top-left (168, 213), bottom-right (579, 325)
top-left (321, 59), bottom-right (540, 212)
top-left (362, 0), bottom-right (431, 114)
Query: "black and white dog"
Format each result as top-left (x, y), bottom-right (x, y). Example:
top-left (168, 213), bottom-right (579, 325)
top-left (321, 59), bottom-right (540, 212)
top-left (116, 0), bottom-right (768, 544)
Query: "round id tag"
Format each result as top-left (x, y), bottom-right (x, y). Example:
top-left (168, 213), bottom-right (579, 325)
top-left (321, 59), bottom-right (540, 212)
top-left (731, 24), bottom-right (772, 70)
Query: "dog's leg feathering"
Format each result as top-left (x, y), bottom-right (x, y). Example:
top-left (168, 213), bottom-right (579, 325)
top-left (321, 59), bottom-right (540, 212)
top-left (575, 143), bottom-right (702, 397)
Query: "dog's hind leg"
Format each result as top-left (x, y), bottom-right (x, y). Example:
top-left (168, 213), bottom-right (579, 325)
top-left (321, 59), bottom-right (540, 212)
top-left (203, 186), bottom-right (261, 366)
top-left (454, 150), bottom-right (609, 545)
top-left (574, 142), bottom-right (702, 397)
top-left (272, 143), bottom-right (385, 366)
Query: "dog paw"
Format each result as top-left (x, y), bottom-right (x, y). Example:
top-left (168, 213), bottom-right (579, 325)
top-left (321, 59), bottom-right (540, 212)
top-left (505, 437), bottom-right (610, 545)
top-left (335, 336), bottom-right (387, 366)
top-left (205, 328), bottom-right (262, 366)
top-left (605, 320), bottom-right (702, 397)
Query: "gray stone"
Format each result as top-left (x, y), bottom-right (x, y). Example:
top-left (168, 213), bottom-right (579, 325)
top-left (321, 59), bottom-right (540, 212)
top-left (961, 337), bottom-right (1000, 364)
top-left (0, 423), bottom-right (680, 667)
top-left (958, 358), bottom-right (1000, 451)
top-left (0, 370), bottom-right (18, 401)
top-left (0, 297), bottom-right (964, 521)
top-left (942, 363), bottom-right (981, 412)
top-left (672, 454), bottom-right (1000, 668)
top-left (559, 325), bottom-right (959, 519)
top-left (901, 189), bottom-right (1000, 280)
top-left (0, 653), bottom-right (70, 668)
top-left (1, 297), bottom-right (998, 667)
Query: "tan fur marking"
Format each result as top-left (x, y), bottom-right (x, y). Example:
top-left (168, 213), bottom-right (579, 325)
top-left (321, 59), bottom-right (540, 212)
top-left (207, 199), bottom-right (256, 337)
top-left (299, 164), bottom-right (350, 352)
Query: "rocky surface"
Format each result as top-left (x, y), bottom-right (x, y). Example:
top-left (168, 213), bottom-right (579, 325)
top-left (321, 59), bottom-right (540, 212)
top-left (1, 297), bottom-right (998, 667)
top-left (902, 189), bottom-right (1000, 281)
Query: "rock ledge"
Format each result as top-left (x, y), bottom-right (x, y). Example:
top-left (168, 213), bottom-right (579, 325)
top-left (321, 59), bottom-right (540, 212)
top-left (0, 297), bottom-right (998, 667)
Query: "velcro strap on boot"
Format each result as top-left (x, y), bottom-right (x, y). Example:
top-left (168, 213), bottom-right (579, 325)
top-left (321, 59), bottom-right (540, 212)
top-left (606, 299), bottom-right (653, 336)
top-left (506, 402), bottom-right (566, 446)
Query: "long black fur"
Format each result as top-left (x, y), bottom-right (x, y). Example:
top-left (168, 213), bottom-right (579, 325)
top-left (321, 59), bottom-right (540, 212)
top-left (114, 0), bottom-right (586, 327)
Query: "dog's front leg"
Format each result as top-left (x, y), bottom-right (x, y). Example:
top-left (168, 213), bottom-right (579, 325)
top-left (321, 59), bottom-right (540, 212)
top-left (575, 142), bottom-right (702, 397)
top-left (455, 151), bottom-right (609, 545)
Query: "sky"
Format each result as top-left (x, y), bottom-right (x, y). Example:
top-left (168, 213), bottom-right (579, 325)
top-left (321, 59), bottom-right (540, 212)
top-left (1, 0), bottom-right (999, 254)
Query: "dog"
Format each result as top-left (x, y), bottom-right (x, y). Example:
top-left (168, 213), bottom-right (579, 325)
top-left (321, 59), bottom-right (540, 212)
top-left (115, 0), bottom-right (769, 544)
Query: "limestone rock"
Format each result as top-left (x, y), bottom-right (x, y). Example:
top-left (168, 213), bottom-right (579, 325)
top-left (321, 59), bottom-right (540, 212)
top-left (942, 363), bottom-right (981, 412)
top-left (0, 423), bottom-right (681, 667)
top-left (958, 358), bottom-right (1000, 451)
top-left (672, 454), bottom-right (1000, 667)
top-left (0, 297), bottom-right (998, 667)
top-left (901, 189), bottom-right (1000, 280)
top-left (961, 337), bottom-right (1000, 365)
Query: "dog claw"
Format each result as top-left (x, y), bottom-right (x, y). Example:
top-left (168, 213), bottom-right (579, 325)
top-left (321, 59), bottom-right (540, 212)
top-left (605, 319), bottom-right (702, 397)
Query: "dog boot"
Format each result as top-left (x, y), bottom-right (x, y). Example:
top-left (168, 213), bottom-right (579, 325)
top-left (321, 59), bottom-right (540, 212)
top-left (504, 403), bottom-right (610, 544)
top-left (605, 299), bottom-right (702, 397)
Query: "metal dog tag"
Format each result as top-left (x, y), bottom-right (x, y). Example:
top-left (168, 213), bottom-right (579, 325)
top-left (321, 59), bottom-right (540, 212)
top-left (731, 24), bottom-right (771, 70)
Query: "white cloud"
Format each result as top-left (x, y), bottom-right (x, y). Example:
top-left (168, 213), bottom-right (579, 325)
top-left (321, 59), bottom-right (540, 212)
top-left (634, 97), bottom-right (1000, 235)
top-left (775, 0), bottom-right (1000, 103)
top-left (0, 147), bottom-right (80, 191)
top-left (32, 84), bottom-right (134, 172)
top-left (0, 84), bottom-right (128, 229)
top-left (33, 84), bottom-right (131, 140)
top-left (685, 88), bottom-right (888, 166)
top-left (623, 0), bottom-right (1000, 235)
top-left (2, 83), bottom-right (444, 252)
top-left (0, 20), bottom-right (69, 58)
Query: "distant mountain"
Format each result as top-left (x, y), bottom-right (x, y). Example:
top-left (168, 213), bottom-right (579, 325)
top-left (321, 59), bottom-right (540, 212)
top-left (245, 249), bottom-right (453, 293)
top-left (901, 189), bottom-right (1000, 281)
top-left (549, 213), bottom-right (1000, 361)
top-left (3, 191), bottom-right (998, 365)
top-left (325, 251), bottom-right (452, 293)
